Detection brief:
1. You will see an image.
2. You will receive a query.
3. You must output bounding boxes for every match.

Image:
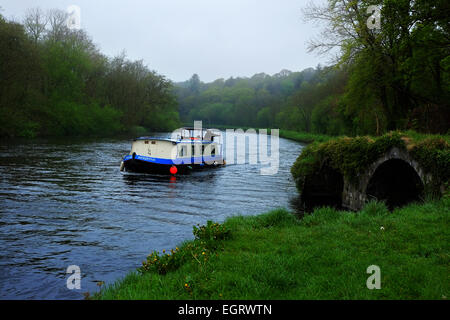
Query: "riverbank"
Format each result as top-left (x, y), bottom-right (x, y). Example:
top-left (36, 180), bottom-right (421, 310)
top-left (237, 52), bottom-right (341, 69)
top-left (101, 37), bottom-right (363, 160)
top-left (95, 196), bottom-right (449, 300)
top-left (279, 129), bottom-right (450, 145)
top-left (184, 123), bottom-right (333, 144)
top-left (278, 130), bottom-right (332, 144)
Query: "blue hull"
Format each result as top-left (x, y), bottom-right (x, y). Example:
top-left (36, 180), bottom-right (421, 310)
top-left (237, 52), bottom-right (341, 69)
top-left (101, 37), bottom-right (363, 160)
top-left (122, 154), bottom-right (224, 174)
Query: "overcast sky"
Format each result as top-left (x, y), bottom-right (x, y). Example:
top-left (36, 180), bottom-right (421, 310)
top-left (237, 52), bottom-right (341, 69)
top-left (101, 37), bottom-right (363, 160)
top-left (1, 0), bottom-right (328, 82)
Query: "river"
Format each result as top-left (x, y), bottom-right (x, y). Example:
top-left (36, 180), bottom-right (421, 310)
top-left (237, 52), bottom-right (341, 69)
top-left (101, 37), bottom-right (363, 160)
top-left (0, 132), bottom-right (304, 299)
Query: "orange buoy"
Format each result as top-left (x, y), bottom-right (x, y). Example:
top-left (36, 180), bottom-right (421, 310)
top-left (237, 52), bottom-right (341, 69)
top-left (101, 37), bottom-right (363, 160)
top-left (170, 165), bottom-right (178, 175)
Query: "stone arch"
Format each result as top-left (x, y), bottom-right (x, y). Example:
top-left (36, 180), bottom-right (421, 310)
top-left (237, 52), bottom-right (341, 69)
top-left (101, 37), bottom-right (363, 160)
top-left (363, 147), bottom-right (427, 209)
top-left (301, 165), bottom-right (344, 211)
top-left (366, 159), bottom-right (424, 209)
top-left (342, 147), bottom-right (432, 211)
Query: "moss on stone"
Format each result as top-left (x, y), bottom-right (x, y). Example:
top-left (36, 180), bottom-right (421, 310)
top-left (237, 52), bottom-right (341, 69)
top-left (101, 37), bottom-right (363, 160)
top-left (291, 131), bottom-right (450, 195)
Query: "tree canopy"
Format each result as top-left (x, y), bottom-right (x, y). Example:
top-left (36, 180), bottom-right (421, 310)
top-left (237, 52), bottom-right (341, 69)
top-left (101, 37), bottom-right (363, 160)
top-left (0, 9), bottom-right (179, 138)
top-left (176, 0), bottom-right (449, 136)
top-left (1, 2), bottom-right (448, 138)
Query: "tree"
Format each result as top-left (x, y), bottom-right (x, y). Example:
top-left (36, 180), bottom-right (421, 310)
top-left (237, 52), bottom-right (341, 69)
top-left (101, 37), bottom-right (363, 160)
top-left (303, 0), bottom-right (449, 132)
top-left (24, 7), bottom-right (48, 44)
top-left (0, 16), bottom-right (42, 137)
top-left (46, 9), bottom-right (69, 42)
top-left (188, 73), bottom-right (201, 95)
top-left (0, 7), bottom-right (180, 138)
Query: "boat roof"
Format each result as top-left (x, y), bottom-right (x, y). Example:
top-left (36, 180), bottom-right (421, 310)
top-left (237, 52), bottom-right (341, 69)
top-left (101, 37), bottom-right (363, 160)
top-left (134, 137), bottom-right (177, 142)
top-left (134, 127), bottom-right (221, 143)
top-left (133, 137), bottom-right (217, 144)
top-left (180, 127), bottom-right (214, 130)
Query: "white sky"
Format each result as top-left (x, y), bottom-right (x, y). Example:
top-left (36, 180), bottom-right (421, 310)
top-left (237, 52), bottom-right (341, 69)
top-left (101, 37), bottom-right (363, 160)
top-left (1, 0), bottom-right (328, 82)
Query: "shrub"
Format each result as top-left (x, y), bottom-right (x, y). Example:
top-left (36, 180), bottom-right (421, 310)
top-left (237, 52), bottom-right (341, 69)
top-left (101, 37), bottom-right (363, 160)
top-left (409, 137), bottom-right (450, 184)
top-left (138, 248), bottom-right (184, 275)
top-left (139, 220), bottom-right (230, 275)
top-left (193, 221), bottom-right (230, 251)
top-left (193, 221), bottom-right (230, 242)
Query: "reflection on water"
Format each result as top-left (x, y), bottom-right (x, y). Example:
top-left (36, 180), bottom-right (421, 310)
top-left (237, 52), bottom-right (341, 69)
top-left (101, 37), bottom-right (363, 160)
top-left (0, 133), bottom-right (304, 299)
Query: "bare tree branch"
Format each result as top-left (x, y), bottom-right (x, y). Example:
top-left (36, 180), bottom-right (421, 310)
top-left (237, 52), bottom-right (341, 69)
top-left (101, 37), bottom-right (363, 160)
top-left (23, 7), bottom-right (48, 44)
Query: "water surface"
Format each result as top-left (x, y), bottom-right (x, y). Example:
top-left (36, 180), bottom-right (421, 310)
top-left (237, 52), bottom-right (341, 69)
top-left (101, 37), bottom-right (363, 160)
top-left (0, 133), bottom-right (303, 299)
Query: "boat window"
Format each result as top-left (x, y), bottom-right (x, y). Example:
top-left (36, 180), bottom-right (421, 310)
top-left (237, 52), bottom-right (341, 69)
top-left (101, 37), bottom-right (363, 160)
top-left (202, 145), bottom-right (205, 154)
top-left (179, 145), bottom-right (187, 157)
top-left (192, 145), bottom-right (195, 157)
top-left (151, 141), bottom-right (156, 144)
top-left (144, 141), bottom-right (149, 144)
top-left (211, 146), bottom-right (216, 156)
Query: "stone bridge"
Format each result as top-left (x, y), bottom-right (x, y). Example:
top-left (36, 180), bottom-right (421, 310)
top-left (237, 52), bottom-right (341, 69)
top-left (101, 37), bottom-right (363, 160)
top-left (301, 147), bottom-right (434, 211)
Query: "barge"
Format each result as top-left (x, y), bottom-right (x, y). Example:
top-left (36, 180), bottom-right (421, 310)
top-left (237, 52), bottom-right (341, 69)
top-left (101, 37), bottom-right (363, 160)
top-left (120, 127), bottom-right (224, 174)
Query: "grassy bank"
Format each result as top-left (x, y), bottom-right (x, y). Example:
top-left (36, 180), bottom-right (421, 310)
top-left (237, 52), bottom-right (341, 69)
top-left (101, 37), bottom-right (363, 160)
top-left (278, 130), bottom-right (332, 144)
top-left (96, 197), bottom-right (449, 300)
top-left (279, 129), bottom-right (450, 145)
top-left (183, 123), bottom-right (332, 144)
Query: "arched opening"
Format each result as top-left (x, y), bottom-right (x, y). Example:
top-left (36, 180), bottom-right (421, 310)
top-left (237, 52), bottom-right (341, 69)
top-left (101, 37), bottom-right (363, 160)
top-left (366, 159), bottom-right (424, 209)
top-left (301, 166), bottom-right (344, 212)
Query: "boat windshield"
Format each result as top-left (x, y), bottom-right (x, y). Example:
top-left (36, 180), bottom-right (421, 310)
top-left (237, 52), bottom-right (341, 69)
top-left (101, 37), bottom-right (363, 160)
top-left (180, 128), bottom-right (204, 140)
top-left (168, 127), bottom-right (222, 143)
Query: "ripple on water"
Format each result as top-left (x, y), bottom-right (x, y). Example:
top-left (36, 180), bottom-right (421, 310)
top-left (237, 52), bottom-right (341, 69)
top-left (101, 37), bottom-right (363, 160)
top-left (0, 134), bottom-right (304, 299)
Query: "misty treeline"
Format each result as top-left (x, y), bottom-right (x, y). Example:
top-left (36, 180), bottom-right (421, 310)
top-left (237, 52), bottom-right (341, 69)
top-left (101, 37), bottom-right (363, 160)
top-left (176, 0), bottom-right (449, 135)
top-left (0, 8), bottom-right (179, 138)
top-left (176, 68), bottom-right (348, 134)
top-left (1, 1), bottom-right (448, 139)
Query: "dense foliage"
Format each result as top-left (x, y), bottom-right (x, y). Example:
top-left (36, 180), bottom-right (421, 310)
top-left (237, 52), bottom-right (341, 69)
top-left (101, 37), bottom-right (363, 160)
top-left (0, 9), bottom-right (180, 138)
top-left (175, 68), bottom-right (348, 133)
top-left (2, 1), bottom-right (448, 139)
top-left (176, 0), bottom-right (449, 136)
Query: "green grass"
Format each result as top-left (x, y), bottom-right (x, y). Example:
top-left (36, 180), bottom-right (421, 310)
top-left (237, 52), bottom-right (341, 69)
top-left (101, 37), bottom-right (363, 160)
top-left (401, 130), bottom-right (450, 144)
top-left (279, 129), bottom-right (450, 145)
top-left (278, 129), bottom-right (450, 145)
top-left (96, 197), bottom-right (449, 300)
top-left (279, 130), bottom-right (333, 144)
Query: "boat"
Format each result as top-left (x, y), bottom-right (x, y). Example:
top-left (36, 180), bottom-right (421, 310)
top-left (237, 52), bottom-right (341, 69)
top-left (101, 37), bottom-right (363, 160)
top-left (120, 127), bottom-right (225, 174)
